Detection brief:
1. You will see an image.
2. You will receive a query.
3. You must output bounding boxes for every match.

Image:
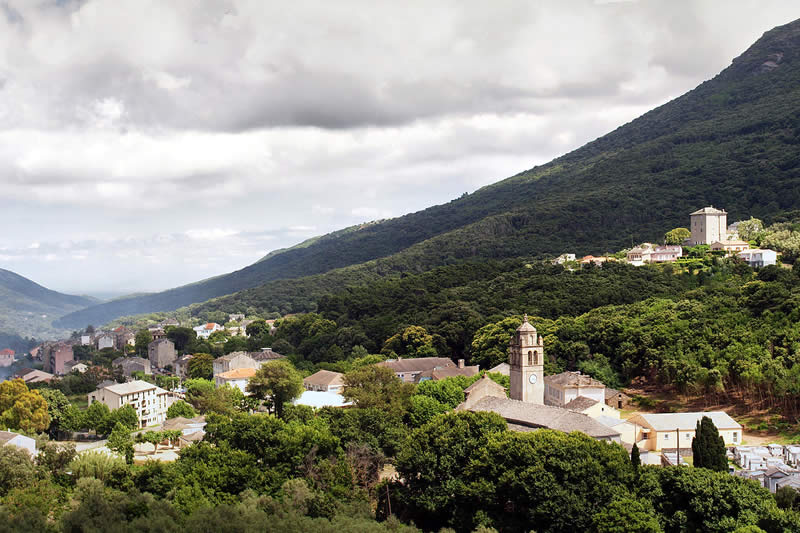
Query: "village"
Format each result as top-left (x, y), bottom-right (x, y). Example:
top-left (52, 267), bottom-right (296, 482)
top-left (0, 205), bottom-right (795, 495)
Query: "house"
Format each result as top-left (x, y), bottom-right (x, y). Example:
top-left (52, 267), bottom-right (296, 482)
top-left (0, 430), bottom-right (36, 456)
top-left (544, 371), bottom-right (606, 408)
top-left (162, 416), bottom-right (206, 436)
top-left (377, 357), bottom-right (456, 383)
top-left (605, 388), bottom-right (631, 410)
top-left (212, 352), bottom-right (259, 377)
top-left (148, 339), bottom-right (177, 369)
top-left (249, 348), bottom-right (286, 364)
top-left (564, 396), bottom-right (620, 419)
top-left (553, 253), bottom-right (576, 265)
top-left (173, 355), bottom-right (193, 379)
top-left (459, 317), bottom-right (621, 443)
top-left (229, 313), bottom-right (245, 322)
top-left (80, 335), bottom-right (92, 346)
top-left (193, 323), bottom-right (224, 339)
top-left (113, 327), bottom-right (136, 350)
top-left (215, 367), bottom-right (256, 394)
top-left (627, 244), bottom-right (683, 265)
top-left (112, 357), bottom-right (152, 378)
top-left (689, 206), bottom-right (728, 245)
top-left (293, 390), bottom-right (352, 408)
top-left (738, 249), bottom-right (778, 268)
top-left (304, 370), bottom-right (345, 392)
top-left (0, 348), bottom-right (14, 367)
top-left (96, 334), bottom-right (115, 350)
top-left (579, 255), bottom-right (614, 265)
top-left (64, 361), bottom-right (89, 374)
top-left (710, 240), bottom-right (750, 255)
top-left (150, 329), bottom-right (167, 341)
top-left (42, 343), bottom-right (74, 375)
top-left (88, 380), bottom-right (172, 428)
top-left (414, 359), bottom-right (479, 383)
top-left (488, 362), bottom-right (511, 376)
top-left (14, 368), bottom-right (54, 384)
top-left (627, 412), bottom-right (742, 452)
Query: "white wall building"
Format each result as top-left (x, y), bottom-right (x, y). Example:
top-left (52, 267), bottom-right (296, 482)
top-left (214, 367), bottom-right (256, 394)
top-left (738, 249), bottom-right (778, 268)
top-left (88, 380), bottom-right (172, 428)
top-left (0, 430), bottom-right (36, 456)
top-left (193, 323), bottom-right (224, 339)
top-left (689, 206), bottom-right (728, 246)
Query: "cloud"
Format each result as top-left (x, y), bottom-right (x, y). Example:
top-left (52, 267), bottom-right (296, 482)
top-left (1, 0), bottom-right (799, 295)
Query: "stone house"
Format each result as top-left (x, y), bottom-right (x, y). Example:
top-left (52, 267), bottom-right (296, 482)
top-left (212, 352), bottom-right (259, 377)
top-left (112, 357), bottom-right (152, 378)
top-left (377, 357), bottom-right (456, 383)
top-left (148, 339), bottom-right (177, 369)
top-left (689, 206), bottom-right (728, 245)
top-left (544, 371), bottom-right (606, 408)
top-left (173, 354), bottom-right (193, 379)
top-left (414, 359), bottom-right (479, 383)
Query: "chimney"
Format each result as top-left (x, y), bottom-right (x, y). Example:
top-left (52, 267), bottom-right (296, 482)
top-left (458, 359), bottom-right (465, 369)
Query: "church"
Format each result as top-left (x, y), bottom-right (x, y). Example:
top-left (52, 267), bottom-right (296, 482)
top-left (458, 315), bottom-right (622, 442)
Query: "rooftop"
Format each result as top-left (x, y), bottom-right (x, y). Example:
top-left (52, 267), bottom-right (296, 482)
top-left (564, 396), bottom-right (600, 411)
top-left (378, 357), bottom-right (455, 373)
top-left (304, 369), bottom-right (344, 387)
top-left (0, 430), bottom-right (27, 444)
top-left (544, 371), bottom-right (606, 389)
top-left (218, 367), bottom-right (257, 380)
top-left (250, 348), bottom-right (285, 361)
top-left (517, 314), bottom-right (537, 333)
top-left (631, 411), bottom-right (741, 431)
top-left (101, 380), bottom-right (159, 395)
top-left (691, 206), bottom-right (727, 215)
top-left (468, 396), bottom-right (620, 439)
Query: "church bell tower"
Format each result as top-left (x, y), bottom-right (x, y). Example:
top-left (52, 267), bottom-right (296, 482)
top-left (509, 314), bottom-right (544, 404)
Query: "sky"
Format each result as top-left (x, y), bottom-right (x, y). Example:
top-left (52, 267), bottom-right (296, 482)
top-left (1, 0), bottom-right (800, 297)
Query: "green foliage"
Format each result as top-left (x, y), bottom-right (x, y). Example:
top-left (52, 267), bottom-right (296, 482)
top-left (0, 445), bottom-right (37, 497)
top-left (134, 329), bottom-right (152, 356)
top-left (67, 451), bottom-right (128, 484)
top-left (167, 400), bottom-right (197, 419)
top-left (0, 378), bottom-right (50, 433)
top-left (738, 217), bottom-right (765, 242)
top-left (665, 228), bottom-right (691, 245)
top-left (246, 360), bottom-right (304, 417)
top-left (185, 379), bottom-right (242, 415)
top-left (342, 365), bottom-right (414, 417)
top-left (631, 442), bottom-right (641, 469)
top-left (407, 395), bottom-right (449, 427)
top-left (187, 353), bottom-right (214, 380)
top-left (594, 498), bottom-right (663, 533)
top-left (692, 416), bottom-right (728, 472)
top-left (107, 422), bottom-right (134, 464)
top-left (382, 326), bottom-right (438, 358)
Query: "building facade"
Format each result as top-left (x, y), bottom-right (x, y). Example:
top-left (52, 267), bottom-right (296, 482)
top-left (544, 371), bottom-right (606, 408)
top-left (304, 370), bottom-right (345, 392)
top-left (43, 344), bottom-right (74, 375)
top-left (0, 349), bottom-right (14, 367)
top-left (88, 380), bottom-right (171, 428)
top-left (628, 412), bottom-right (742, 451)
top-left (689, 206), bottom-right (728, 245)
top-left (148, 338), bottom-right (177, 369)
top-left (214, 367), bottom-right (256, 394)
top-left (739, 249), bottom-right (778, 267)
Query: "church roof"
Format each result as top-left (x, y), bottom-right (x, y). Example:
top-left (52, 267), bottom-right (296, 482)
top-left (516, 314), bottom-right (536, 333)
top-left (378, 357), bottom-right (454, 373)
top-left (544, 371), bottom-right (606, 389)
top-left (468, 396), bottom-right (620, 439)
top-left (690, 206), bottom-right (726, 215)
top-left (564, 396), bottom-right (600, 411)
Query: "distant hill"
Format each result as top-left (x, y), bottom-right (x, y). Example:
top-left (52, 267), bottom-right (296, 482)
top-left (0, 267), bottom-right (96, 339)
top-left (58, 18), bottom-right (800, 328)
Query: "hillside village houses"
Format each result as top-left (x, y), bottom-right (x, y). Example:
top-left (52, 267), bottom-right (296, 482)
top-left (194, 322), bottom-right (224, 339)
top-left (89, 380), bottom-right (173, 428)
top-left (0, 348), bottom-right (14, 367)
top-left (148, 338), bottom-right (177, 369)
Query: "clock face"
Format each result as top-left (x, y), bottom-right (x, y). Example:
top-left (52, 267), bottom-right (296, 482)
top-left (528, 374), bottom-right (537, 384)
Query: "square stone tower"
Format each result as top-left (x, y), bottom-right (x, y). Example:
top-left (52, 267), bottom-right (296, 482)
top-left (509, 315), bottom-right (544, 404)
top-left (689, 206), bottom-right (727, 245)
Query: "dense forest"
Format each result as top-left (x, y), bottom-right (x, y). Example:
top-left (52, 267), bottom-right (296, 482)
top-left (57, 19), bottom-right (800, 329)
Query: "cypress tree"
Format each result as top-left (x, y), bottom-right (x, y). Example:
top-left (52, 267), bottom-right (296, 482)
top-left (691, 416), bottom-right (728, 471)
top-left (630, 442), bottom-right (641, 469)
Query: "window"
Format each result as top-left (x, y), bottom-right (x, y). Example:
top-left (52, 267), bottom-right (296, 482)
top-left (664, 433), bottom-right (669, 440)
top-left (527, 351), bottom-right (533, 365)
top-left (733, 432), bottom-right (738, 442)
top-left (686, 433), bottom-right (691, 440)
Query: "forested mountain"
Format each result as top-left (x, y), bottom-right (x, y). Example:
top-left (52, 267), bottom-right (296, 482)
top-left (58, 18), bottom-right (800, 329)
top-left (0, 267), bottom-right (96, 339)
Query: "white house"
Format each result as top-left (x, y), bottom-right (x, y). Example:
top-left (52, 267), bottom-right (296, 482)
top-left (96, 334), bottom-right (115, 350)
top-left (88, 380), bottom-right (172, 428)
top-left (214, 367), bottom-right (256, 394)
top-left (544, 371), bottom-right (606, 408)
top-left (193, 323), bottom-right (224, 339)
top-left (738, 249), bottom-right (777, 268)
top-left (628, 411), bottom-right (742, 452)
top-left (0, 430), bottom-right (36, 456)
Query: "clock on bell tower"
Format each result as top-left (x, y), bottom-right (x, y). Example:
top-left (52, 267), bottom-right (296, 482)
top-left (509, 314), bottom-right (544, 404)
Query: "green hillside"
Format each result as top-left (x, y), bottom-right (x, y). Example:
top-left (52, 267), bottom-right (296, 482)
top-left (58, 18), bottom-right (800, 329)
top-left (0, 267), bottom-right (96, 339)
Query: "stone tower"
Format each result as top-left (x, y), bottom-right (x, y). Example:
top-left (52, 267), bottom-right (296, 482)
top-left (509, 314), bottom-right (544, 404)
top-left (689, 206), bottom-right (727, 245)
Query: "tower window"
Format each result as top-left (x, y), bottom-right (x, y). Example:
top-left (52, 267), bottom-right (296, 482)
top-left (534, 350), bottom-right (538, 365)
top-left (528, 351), bottom-right (533, 365)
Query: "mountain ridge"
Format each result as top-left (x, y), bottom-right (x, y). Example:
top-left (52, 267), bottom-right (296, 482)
top-left (57, 17), bottom-right (800, 328)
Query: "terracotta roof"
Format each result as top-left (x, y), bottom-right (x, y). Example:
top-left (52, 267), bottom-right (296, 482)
top-left (544, 371), bottom-right (606, 388)
top-left (377, 357), bottom-right (455, 374)
top-left (564, 396), bottom-right (600, 411)
top-left (218, 367), bottom-right (257, 380)
top-left (163, 416), bottom-right (206, 431)
top-left (304, 370), bottom-right (344, 387)
top-left (0, 349), bottom-right (15, 356)
top-left (468, 396), bottom-right (620, 439)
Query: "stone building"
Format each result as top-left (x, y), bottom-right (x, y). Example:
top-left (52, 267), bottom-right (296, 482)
top-left (689, 206), bottom-right (728, 245)
top-left (509, 315), bottom-right (544, 404)
top-left (112, 356), bottom-right (151, 378)
top-left (148, 338), bottom-right (177, 369)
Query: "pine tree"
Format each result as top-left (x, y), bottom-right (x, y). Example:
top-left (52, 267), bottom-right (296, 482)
top-left (691, 416), bottom-right (728, 471)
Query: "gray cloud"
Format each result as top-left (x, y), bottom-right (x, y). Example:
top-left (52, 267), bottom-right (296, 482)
top-left (1, 0), bottom-right (799, 294)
